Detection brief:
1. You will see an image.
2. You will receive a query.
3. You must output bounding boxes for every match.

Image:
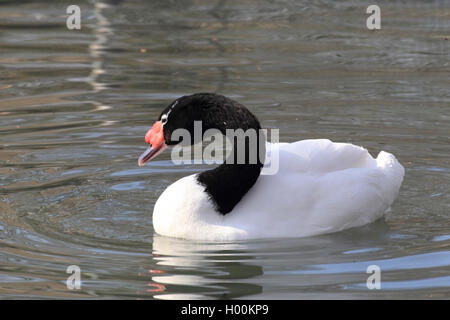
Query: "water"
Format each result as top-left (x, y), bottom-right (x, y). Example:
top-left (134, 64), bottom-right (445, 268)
top-left (0, 0), bottom-right (449, 299)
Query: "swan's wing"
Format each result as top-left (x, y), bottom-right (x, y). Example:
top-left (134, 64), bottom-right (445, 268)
top-left (235, 147), bottom-right (404, 238)
top-left (265, 139), bottom-right (377, 174)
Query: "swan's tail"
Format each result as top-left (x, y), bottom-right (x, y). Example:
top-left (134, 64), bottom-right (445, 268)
top-left (376, 151), bottom-right (405, 205)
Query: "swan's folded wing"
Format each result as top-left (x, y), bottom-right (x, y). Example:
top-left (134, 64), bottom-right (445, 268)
top-left (269, 139), bottom-right (377, 174)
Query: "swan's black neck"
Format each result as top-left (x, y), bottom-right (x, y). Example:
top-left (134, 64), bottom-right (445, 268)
top-left (160, 93), bottom-right (265, 215)
top-left (197, 161), bottom-right (262, 214)
top-left (196, 95), bottom-right (265, 215)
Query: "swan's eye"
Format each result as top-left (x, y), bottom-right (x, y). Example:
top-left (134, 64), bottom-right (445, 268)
top-left (161, 114), bottom-right (168, 124)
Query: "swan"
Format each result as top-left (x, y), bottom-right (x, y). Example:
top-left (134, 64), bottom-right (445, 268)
top-left (138, 93), bottom-right (404, 241)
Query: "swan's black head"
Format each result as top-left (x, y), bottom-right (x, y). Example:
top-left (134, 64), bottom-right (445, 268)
top-left (138, 93), bottom-right (263, 165)
top-left (138, 92), bottom-right (265, 215)
top-left (159, 93), bottom-right (227, 146)
top-left (161, 92), bottom-right (262, 145)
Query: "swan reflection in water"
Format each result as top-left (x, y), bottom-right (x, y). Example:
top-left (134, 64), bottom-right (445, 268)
top-left (145, 220), bottom-right (393, 299)
top-left (147, 235), bottom-right (264, 299)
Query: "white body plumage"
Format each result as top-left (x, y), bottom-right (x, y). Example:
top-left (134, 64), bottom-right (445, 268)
top-left (153, 139), bottom-right (404, 241)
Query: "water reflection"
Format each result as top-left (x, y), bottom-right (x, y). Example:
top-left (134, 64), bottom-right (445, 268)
top-left (86, 1), bottom-right (113, 110)
top-left (147, 221), bottom-right (396, 299)
top-left (150, 235), bottom-right (263, 299)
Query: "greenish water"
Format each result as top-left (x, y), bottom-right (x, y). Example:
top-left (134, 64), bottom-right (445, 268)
top-left (0, 0), bottom-right (449, 299)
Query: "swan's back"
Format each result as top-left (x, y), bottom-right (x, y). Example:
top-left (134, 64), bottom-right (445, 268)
top-left (268, 139), bottom-right (377, 173)
top-left (229, 139), bottom-right (405, 238)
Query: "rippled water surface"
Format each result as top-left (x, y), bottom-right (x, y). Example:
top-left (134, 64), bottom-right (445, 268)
top-left (0, 0), bottom-right (449, 299)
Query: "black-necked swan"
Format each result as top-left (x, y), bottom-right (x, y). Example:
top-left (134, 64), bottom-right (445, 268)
top-left (138, 93), bottom-right (404, 241)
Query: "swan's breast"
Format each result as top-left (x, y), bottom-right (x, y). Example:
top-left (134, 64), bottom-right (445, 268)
top-left (152, 174), bottom-right (248, 240)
